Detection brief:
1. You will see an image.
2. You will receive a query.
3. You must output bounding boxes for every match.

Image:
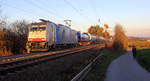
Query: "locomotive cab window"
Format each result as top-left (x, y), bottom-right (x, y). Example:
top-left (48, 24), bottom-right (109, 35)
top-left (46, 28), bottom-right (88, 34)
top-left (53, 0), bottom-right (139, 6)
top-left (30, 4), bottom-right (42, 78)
top-left (30, 27), bottom-right (38, 31)
top-left (30, 27), bottom-right (46, 31)
top-left (39, 27), bottom-right (46, 31)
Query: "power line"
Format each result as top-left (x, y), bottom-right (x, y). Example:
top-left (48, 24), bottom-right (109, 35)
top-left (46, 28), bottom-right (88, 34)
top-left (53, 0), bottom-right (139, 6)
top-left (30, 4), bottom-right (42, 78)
top-left (23, 0), bottom-right (54, 15)
top-left (88, 0), bottom-right (103, 26)
top-left (63, 0), bottom-right (81, 15)
top-left (3, 2), bottom-right (54, 21)
top-left (63, 0), bottom-right (92, 22)
top-left (34, 0), bottom-right (65, 19)
top-left (4, 3), bottom-right (41, 18)
top-left (88, 0), bottom-right (106, 26)
top-left (88, 0), bottom-right (99, 18)
top-left (23, 0), bottom-right (64, 21)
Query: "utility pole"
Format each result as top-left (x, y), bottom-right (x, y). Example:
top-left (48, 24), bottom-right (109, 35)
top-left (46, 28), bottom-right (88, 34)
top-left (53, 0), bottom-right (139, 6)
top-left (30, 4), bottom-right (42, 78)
top-left (64, 19), bottom-right (72, 27)
top-left (98, 18), bottom-right (101, 27)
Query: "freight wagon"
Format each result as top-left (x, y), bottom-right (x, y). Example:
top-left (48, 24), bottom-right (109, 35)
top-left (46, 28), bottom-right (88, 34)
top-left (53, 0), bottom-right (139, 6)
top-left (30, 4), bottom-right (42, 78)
top-left (56, 24), bottom-right (78, 47)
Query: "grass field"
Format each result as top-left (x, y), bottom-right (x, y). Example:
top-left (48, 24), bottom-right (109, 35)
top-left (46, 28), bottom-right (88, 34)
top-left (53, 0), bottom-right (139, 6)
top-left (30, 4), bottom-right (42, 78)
top-left (84, 48), bottom-right (125, 81)
top-left (136, 48), bottom-right (150, 72)
top-left (129, 41), bottom-right (150, 48)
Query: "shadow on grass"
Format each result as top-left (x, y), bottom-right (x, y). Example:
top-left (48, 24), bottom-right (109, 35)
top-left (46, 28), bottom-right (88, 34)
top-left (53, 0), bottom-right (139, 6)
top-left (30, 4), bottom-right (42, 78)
top-left (136, 48), bottom-right (150, 72)
top-left (84, 48), bottom-right (125, 81)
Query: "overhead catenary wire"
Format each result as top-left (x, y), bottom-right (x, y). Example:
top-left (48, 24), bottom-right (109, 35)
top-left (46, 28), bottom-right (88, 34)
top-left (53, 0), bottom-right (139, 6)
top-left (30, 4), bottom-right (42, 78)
top-left (88, 0), bottom-right (104, 27)
top-left (63, 0), bottom-right (93, 23)
top-left (2, 0), bottom-right (99, 27)
top-left (32, 0), bottom-right (85, 26)
top-left (4, 3), bottom-right (43, 18)
top-left (33, 0), bottom-right (66, 19)
top-left (88, 0), bottom-right (99, 18)
top-left (23, 0), bottom-right (64, 22)
top-left (88, 0), bottom-right (101, 25)
top-left (1, 0), bottom-right (52, 20)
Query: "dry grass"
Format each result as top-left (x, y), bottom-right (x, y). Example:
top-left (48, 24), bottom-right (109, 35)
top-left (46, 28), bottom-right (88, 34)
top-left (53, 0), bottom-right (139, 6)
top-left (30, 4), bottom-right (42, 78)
top-left (0, 30), bottom-right (12, 56)
top-left (129, 41), bottom-right (150, 48)
top-left (0, 29), bottom-right (27, 56)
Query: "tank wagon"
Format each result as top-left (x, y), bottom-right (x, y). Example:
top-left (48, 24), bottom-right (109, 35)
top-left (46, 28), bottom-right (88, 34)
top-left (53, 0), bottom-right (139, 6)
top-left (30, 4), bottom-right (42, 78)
top-left (79, 33), bottom-right (91, 45)
top-left (78, 33), bottom-right (105, 45)
top-left (90, 34), bottom-right (105, 44)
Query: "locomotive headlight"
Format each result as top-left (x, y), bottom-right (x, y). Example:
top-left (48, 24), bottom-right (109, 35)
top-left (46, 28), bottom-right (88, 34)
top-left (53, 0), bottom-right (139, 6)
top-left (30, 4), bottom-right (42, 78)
top-left (39, 42), bottom-right (47, 47)
top-left (40, 42), bottom-right (46, 46)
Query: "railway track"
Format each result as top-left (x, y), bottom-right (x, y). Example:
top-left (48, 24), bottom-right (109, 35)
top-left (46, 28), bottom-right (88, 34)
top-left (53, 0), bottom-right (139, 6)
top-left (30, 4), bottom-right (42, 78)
top-left (0, 44), bottom-right (105, 76)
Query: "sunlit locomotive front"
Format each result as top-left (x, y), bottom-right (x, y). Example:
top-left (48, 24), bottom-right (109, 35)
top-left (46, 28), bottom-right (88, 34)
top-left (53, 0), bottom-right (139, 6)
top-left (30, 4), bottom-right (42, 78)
top-left (26, 21), bottom-right (57, 53)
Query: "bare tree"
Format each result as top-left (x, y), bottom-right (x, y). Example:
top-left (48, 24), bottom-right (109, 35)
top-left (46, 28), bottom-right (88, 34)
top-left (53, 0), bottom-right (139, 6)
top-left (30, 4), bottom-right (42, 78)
top-left (11, 20), bottom-right (29, 54)
top-left (11, 20), bottom-right (29, 35)
top-left (0, 8), bottom-right (12, 56)
top-left (0, 8), bottom-right (29, 55)
top-left (112, 24), bottom-right (128, 51)
top-left (0, 5), bottom-right (8, 29)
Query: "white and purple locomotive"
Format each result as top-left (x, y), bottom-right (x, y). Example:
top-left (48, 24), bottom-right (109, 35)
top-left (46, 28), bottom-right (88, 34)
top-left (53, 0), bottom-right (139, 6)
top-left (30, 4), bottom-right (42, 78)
top-left (26, 19), bottom-right (104, 53)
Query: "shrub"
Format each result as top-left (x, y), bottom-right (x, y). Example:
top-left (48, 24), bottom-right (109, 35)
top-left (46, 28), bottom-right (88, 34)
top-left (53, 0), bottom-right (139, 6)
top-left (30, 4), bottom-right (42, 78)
top-left (112, 24), bottom-right (128, 51)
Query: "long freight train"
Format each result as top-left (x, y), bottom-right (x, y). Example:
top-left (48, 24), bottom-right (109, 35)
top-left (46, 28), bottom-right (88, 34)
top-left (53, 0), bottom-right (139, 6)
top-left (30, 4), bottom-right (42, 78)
top-left (26, 19), bottom-right (105, 53)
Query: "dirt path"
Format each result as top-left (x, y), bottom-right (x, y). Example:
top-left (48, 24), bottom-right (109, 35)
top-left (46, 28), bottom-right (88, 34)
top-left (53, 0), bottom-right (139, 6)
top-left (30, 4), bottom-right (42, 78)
top-left (104, 51), bottom-right (150, 81)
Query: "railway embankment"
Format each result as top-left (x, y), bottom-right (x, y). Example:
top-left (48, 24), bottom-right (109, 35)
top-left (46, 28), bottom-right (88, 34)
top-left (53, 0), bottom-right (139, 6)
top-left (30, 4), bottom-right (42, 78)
top-left (0, 45), bottom-right (103, 81)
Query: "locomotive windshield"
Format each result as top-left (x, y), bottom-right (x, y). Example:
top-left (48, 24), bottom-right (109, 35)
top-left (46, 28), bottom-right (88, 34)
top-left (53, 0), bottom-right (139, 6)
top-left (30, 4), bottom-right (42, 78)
top-left (30, 27), bottom-right (46, 31)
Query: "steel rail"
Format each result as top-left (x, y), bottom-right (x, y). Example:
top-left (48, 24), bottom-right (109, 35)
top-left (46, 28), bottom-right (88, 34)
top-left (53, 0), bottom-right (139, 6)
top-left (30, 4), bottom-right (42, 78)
top-left (0, 44), bottom-right (102, 64)
top-left (71, 52), bottom-right (105, 81)
top-left (0, 44), bottom-right (104, 76)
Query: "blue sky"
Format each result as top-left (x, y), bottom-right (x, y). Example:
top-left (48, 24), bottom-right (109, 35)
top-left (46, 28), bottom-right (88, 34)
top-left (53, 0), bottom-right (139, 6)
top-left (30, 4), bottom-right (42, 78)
top-left (0, 0), bottom-right (150, 37)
